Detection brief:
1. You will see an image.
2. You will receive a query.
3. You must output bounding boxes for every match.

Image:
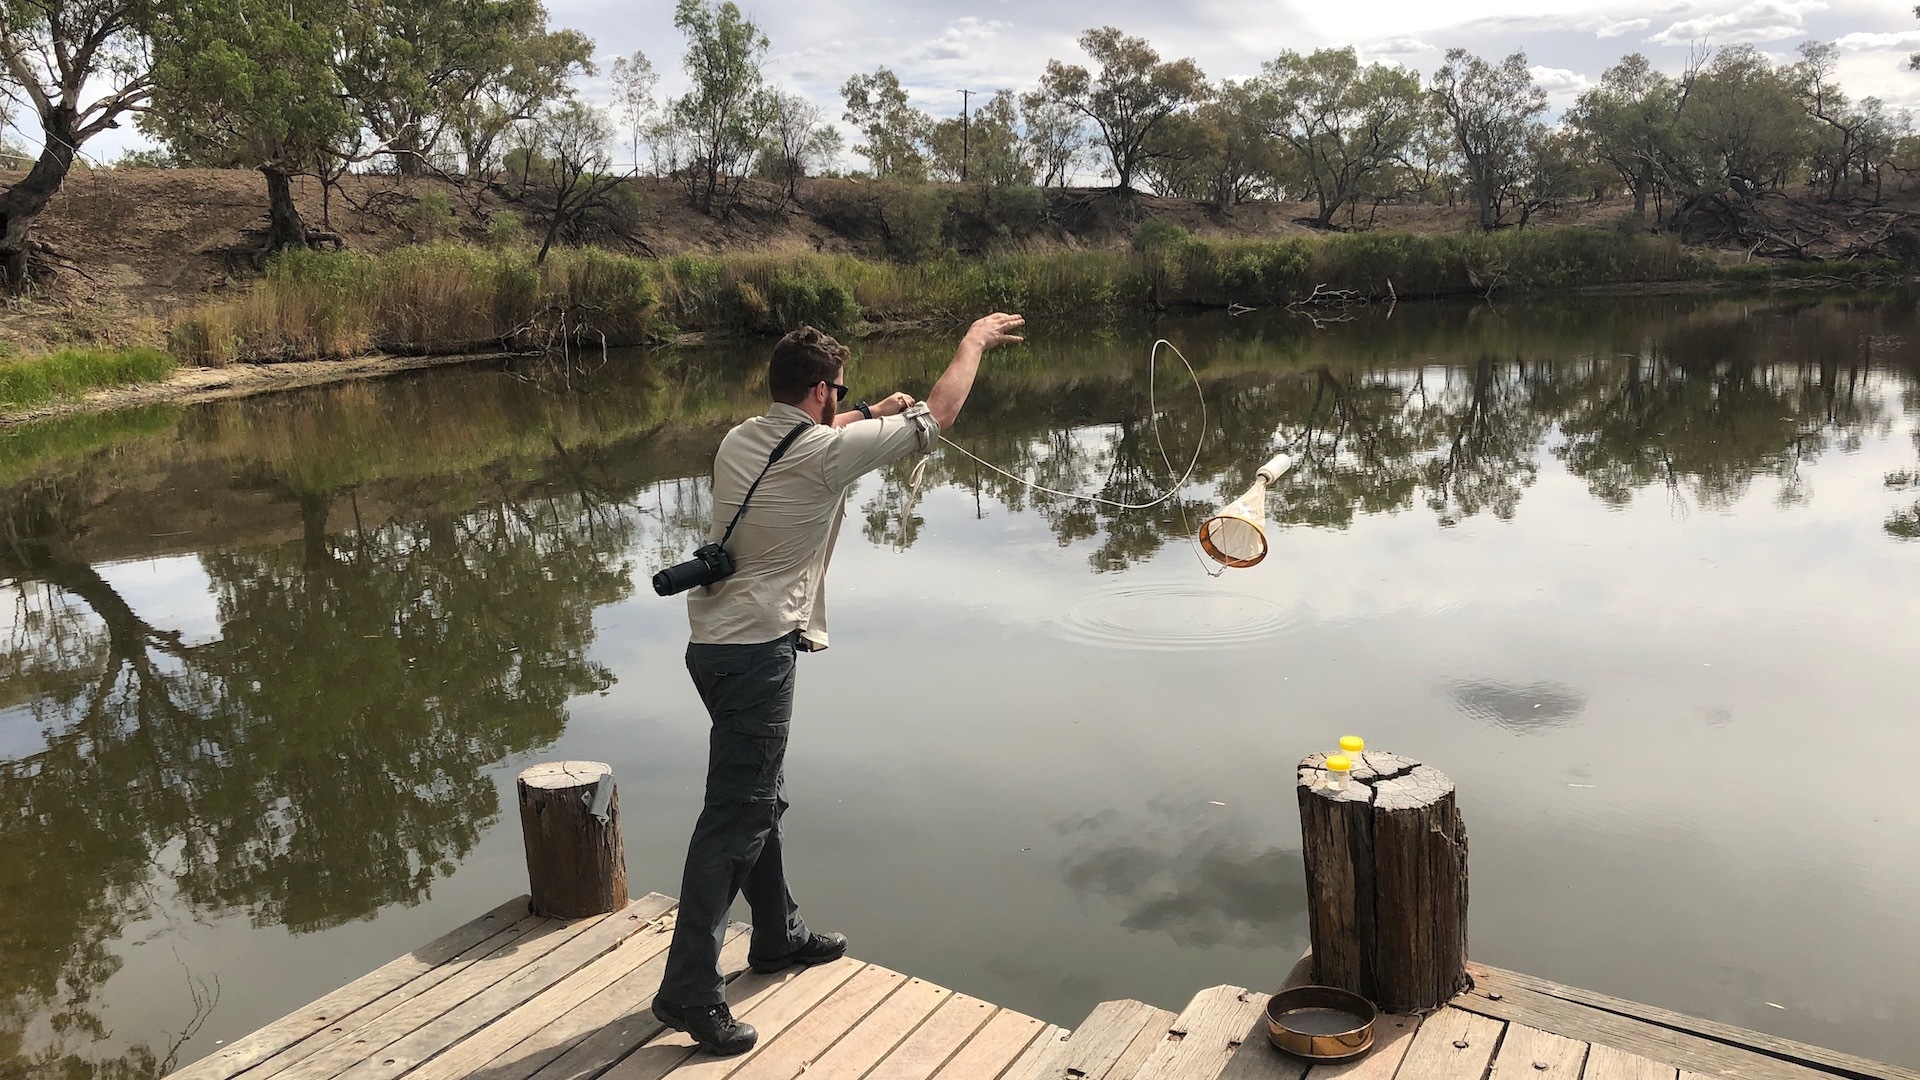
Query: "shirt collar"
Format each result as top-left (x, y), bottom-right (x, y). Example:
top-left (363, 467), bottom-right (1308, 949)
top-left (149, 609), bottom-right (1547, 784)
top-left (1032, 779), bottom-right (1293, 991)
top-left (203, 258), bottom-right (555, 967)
top-left (766, 401), bottom-right (820, 424)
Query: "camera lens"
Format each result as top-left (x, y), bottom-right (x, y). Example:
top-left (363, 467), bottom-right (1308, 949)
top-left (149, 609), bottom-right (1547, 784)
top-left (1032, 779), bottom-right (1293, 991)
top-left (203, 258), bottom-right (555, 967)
top-left (652, 559), bottom-right (710, 596)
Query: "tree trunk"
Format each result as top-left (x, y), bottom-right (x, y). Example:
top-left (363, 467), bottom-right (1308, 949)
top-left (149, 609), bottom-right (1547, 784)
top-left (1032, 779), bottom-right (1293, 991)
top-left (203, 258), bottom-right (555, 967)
top-left (261, 166), bottom-right (312, 254)
top-left (0, 109), bottom-right (81, 292)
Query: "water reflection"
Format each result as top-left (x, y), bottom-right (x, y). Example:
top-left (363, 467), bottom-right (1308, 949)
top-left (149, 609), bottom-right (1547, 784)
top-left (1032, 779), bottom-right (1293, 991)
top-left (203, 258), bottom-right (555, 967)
top-left (0, 477), bottom-right (631, 1075)
top-left (0, 292), bottom-right (1916, 1074)
top-left (1057, 809), bottom-right (1308, 949)
top-left (1447, 679), bottom-right (1590, 732)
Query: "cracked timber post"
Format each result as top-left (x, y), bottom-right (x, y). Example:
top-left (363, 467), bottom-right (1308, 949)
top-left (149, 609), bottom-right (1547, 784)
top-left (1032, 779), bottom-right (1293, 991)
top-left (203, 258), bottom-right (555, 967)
top-left (1297, 751), bottom-right (1469, 1012)
top-left (517, 760), bottom-right (628, 919)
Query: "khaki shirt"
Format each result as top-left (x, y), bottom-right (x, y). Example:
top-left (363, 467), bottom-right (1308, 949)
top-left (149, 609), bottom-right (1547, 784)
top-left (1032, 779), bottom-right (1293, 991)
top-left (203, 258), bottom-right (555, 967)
top-left (687, 400), bottom-right (939, 649)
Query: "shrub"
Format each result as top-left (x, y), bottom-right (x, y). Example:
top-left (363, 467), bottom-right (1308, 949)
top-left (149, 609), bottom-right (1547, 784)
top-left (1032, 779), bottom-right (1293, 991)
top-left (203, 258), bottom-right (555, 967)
top-left (1132, 217), bottom-right (1190, 253)
top-left (405, 189), bottom-right (458, 242)
top-left (874, 183), bottom-right (951, 260)
top-left (486, 209), bottom-right (527, 249)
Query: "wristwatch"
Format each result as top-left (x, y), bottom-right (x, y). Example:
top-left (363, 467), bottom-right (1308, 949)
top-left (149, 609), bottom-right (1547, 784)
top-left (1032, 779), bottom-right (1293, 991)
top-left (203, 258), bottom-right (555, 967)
top-left (856, 399), bottom-right (873, 419)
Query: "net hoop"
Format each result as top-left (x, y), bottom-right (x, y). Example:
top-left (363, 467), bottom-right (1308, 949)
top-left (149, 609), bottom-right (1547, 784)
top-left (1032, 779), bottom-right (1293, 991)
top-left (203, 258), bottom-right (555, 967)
top-left (1198, 514), bottom-right (1268, 568)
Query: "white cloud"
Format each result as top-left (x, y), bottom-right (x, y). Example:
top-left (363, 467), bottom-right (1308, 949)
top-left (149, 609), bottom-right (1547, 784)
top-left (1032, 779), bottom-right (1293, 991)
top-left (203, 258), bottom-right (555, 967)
top-left (1530, 65), bottom-right (1592, 94)
top-left (1645, 0), bottom-right (1828, 45)
top-left (1586, 17), bottom-right (1650, 38)
top-left (1834, 30), bottom-right (1920, 52)
top-left (911, 17), bottom-right (1012, 62)
top-left (1365, 36), bottom-right (1440, 55)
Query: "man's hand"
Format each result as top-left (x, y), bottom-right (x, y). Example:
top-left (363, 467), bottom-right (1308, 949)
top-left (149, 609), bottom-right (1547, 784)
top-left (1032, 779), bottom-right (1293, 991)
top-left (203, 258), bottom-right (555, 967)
top-left (870, 391), bottom-right (916, 417)
top-left (965, 312), bottom-right (1025, 353)
top-left (927, 312), bottom-right (1025, 432)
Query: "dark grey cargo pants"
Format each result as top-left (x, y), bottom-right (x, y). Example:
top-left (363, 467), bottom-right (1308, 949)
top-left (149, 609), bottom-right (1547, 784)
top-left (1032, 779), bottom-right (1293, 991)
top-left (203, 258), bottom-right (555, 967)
top-left (657, 631), bottom-right (812, 1007)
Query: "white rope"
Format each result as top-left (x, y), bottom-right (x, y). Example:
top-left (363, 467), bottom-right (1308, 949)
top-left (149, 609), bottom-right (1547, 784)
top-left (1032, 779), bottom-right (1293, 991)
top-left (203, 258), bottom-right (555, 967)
top-left (913, 338), bottom-right (1207, 510)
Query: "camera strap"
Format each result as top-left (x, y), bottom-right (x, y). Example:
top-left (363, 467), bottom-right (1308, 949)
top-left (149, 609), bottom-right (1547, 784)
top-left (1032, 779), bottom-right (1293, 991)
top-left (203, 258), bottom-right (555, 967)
top-left (717, 421), bottom-right (813, 551)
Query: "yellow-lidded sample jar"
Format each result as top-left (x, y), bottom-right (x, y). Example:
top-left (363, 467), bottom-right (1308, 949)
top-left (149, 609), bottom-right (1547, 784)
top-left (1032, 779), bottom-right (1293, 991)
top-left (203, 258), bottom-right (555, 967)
top-left (1339, 735), bottom-right (1364, 761)
top-left (1325, 754), bottom-right (1353, 792)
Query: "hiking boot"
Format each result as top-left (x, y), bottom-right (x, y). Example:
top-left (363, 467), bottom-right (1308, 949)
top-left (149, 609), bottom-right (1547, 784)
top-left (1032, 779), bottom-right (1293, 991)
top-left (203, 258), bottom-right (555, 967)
top-left (748, 931), bottom-right (849, 974)
top-left (651, 998), bottom-right (757, 1056)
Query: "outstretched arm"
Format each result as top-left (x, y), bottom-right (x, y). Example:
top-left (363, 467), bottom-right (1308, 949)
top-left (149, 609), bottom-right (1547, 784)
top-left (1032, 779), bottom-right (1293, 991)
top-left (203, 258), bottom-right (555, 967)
top-left (926, 313), bottom-right (1025, 433)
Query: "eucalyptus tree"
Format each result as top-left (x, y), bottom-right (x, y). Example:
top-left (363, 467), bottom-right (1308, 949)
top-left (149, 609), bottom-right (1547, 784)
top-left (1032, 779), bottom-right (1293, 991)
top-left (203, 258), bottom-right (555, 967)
top-left (143, 0), bottom-right (358, 254)
top-left (445, 23), bottom-right (595, 178)
top-left (1020, 88), bottom-right (1086, 187)
top-left (1665, 46), bottom-right (1810, 228)
top-left (1566, 54), bottom-right (1681, 217)
top-left (1258, 48), bottom-right (1426, 227)
top-left (928, 90), bottom-right (1028, 186)
top-left (334, 0), bottom-right (587, 177)
top-left (669, 0), bottom-right (772, 214)
top-left (841, 67), bottom-right (930, 179)
top-left (609, 50), bottom-right (658, 166)
top-left (1429, 49), bottom-right (1547, 230)
top-left (760, 92), bottom-right (842, 198)
top-left (0, 0), bottom-right (163, 288)
top-left (1036, 26), bottom-right (1207, 194)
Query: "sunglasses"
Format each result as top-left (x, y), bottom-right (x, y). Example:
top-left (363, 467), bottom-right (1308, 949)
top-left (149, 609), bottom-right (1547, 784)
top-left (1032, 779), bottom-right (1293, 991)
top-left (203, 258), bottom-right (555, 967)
top-left (824, 381), bottom-right (850, 403)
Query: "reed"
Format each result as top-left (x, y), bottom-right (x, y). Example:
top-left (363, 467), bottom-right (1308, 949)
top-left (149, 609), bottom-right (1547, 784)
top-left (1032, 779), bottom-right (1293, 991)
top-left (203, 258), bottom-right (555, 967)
top-left (167, 229), bottom-right (1735, 366)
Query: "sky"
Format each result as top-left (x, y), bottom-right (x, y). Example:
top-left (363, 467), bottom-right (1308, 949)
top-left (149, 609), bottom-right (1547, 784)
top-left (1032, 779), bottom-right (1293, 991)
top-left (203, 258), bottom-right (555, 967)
top-left (9, 0), bottom-right (1920, 170)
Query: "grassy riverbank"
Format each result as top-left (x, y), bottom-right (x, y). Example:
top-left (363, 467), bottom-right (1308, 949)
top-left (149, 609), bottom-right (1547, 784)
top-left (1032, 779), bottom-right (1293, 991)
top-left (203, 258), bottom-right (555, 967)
top-left (162, 228), bottom-right (1756, 366)
top-left (0, 344), bottom-right (177, 410)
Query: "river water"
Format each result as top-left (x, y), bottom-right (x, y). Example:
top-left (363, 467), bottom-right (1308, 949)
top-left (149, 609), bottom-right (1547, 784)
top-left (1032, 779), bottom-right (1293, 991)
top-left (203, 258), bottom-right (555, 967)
top-left (2, 292), bottom-right (1917, 1076)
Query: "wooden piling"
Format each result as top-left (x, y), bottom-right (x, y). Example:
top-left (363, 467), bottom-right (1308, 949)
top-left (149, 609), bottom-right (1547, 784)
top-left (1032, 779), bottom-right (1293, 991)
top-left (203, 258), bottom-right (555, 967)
top-left (1296, 750), bottom-right (1469, 1012)
top-left (517, 761), bottom-right (628, 919)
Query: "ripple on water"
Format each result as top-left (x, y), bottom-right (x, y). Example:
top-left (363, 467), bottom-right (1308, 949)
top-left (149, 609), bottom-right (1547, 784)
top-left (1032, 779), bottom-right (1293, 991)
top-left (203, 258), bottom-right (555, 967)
top-left (1053, 583), bottom-right (1294, 652)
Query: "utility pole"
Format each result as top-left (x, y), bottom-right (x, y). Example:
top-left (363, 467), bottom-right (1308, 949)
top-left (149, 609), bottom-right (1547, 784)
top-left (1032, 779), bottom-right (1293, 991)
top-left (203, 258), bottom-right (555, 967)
top-left (959, 89), bottom-right (973, 183)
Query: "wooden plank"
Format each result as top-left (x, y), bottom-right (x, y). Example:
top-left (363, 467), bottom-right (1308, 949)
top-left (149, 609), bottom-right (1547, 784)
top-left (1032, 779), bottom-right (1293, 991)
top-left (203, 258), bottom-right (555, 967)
top-left (663, 957), bottom-right (869, 1080)
top-left (1454, 977), bottom-right (1833, 1080)
top-left (1002, 1027), bottom-right (1071, 1080)
top-left (703, 964), bottom-right (908, 1080)
top-left (1027, 999), bottom-right (1159, 1080)
top-left (1491, 1023), bottom-right (1588, 1080)
top-left (1471, 965), bottom-right (1920, 1080)
top-left (1394, 1007), bottom-right (1505, 1080)
top-left (1302, 1012), bottom-right (1420, 1080)
top-left (237, 912), bottom-right (562, 1080)
top-left (1211, 1002), bottom-right (1303, 1080)
top-left (393, 898), bottom-right (678, 1080)
top-left (926, 1010), bottom-right (1049, 1080)
top-left (167, 896), bottom-right (531, 1080)
top-left (520, 927), bottom-right (752, 1080)
top-left (258, 910), bottom-right (601, 1080)
top-left (1108, 1007), bottom-right (1177, 1080)
top-left (1133, 985), bottom-right (1272, 1080)
top-left (596, 948), bottom-right (808, 1080)
top-left (863, 995), bottom-right (1001, 1080)
top-left (331, 898), bottom-right (669, 1080)
top-left (798, 977), bottom-right (953, 1079)
top-left (1583, 1043), bottom-right (1681, 1080)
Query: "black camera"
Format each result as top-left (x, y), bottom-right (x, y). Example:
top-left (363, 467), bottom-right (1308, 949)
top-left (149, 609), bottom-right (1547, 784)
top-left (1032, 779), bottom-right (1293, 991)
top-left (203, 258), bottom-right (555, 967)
top-left (652, 542), bottom-right (736, 596)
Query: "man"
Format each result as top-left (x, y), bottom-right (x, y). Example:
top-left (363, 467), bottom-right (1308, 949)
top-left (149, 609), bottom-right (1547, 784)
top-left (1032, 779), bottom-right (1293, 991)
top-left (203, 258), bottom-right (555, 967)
top-left (652, 312), bottom-right (1026, 1056)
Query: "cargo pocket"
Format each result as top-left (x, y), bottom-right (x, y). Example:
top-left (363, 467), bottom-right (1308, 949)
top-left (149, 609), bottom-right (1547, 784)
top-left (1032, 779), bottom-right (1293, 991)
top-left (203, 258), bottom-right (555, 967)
top-left (690, 639), bottom-right (796, 738)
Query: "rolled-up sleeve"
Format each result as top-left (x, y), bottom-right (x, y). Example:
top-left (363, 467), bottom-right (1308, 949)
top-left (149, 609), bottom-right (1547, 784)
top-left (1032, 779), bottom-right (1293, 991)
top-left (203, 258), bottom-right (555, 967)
top-left (821, 402), bottom-right (940, 490)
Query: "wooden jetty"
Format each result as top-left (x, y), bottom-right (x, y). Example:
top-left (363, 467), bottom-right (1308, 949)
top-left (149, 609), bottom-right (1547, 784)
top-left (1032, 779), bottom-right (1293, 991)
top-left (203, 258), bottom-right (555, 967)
top-left (165, 758), bottom-right (1918, 1080)
top-left (164, 890), bottom-right (1916, 1080)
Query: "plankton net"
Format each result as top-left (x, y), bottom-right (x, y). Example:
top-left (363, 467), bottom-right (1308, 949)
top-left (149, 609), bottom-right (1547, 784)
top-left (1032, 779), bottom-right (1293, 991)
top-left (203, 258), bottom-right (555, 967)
top-left (1197, 452), bottom-right (1294, 568)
